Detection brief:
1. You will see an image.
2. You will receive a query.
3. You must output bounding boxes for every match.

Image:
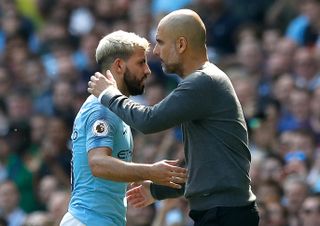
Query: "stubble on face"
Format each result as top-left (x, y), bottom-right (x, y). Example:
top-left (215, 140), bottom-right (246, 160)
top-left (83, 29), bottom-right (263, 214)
top-left (123, 66), bottom-right (146, 96)
top-left (161, 46), bottom-right (182, 75)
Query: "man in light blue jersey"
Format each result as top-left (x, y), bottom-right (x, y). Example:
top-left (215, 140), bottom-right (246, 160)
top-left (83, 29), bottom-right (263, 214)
top-left (60, 30), bottom-right (187, 226)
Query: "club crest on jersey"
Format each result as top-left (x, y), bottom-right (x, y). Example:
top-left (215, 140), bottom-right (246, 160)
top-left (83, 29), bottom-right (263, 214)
top-left (92, 120), bottom-right (108, 136)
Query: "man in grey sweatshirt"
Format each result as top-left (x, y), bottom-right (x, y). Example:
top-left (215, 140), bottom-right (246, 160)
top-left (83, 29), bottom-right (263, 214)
top-left (88, 9), bottom-right (259, 226)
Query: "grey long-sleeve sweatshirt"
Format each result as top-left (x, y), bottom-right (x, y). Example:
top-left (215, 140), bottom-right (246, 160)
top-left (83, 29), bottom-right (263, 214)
top-left (100, 62), bottom-right (256, 210)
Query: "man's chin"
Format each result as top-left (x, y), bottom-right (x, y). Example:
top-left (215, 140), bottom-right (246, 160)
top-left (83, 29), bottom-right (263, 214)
top-left (161, 64), bottom-right (175, 74)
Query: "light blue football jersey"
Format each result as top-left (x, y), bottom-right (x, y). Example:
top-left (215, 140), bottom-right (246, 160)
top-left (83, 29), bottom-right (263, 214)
top-left (68, 95), bottom-right (133, 226)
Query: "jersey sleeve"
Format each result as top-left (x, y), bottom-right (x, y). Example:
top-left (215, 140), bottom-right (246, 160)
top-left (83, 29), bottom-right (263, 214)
top-left (85, 108), bottom-right (117, 152)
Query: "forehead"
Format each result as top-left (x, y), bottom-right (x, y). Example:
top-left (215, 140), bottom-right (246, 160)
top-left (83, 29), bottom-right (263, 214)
top-left (127, 47), bottom-right (146, 61)
top-left (156, 22), bottom-right (170, 39)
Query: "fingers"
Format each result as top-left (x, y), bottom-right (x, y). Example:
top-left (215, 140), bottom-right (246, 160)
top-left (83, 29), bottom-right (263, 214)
top-left (126, 186), bottom-right (140, 196)
top-left (168, 166), bottom-right (187, 180)
top-left (127, 193), bottom-right (150, 208)
top-left (150, 160), bottom-right (187, 187)
top-left (87, 71), bottom-right (112, 96)
top-left (171, 166), bottom-right (187, 175)
top-left (164, 170), bottom-right (187, 189)
top-left (92, 74), bottom-right (101, 81)
top-left (170, 175), bottom-right (186, 184)
top-left (164, 159), bottom-right (187, 173)
top-left (106, 70), bottom-right (116, 82)
top-left (128, 198), bottom-right (149, 208)
top-left (128, 182), bottom-right (142, 190)
top-left (127, 195), bottom-right (146, 208)
top-left (164, 159), bottom-right (179, 166)
top-left (126, 186), bottom-right (149, 208)
top-left (87, 74), bottom-right (98, 94)
top-left (166, 181), bottom-right (183, 189)
top-left (95, 72), bottom-right (104, 78)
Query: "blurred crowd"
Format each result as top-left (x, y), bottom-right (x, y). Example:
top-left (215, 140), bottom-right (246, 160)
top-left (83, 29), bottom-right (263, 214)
top-left (0, 0), bottom-right (320, 225)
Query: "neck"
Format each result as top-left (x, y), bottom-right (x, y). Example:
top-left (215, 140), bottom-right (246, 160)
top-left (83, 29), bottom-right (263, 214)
top-left (113, 72), bottom-right (130, 96)
top-left (180, 54), bottom-right (209, 78)
top-left (117, 83), bottom-right (130, 96)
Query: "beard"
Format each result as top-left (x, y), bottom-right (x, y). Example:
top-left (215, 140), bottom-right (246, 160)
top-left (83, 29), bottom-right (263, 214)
top-left (161, 62), bottom-right (181, 74)
top-left (161, 53), bottom-right (181, 75)
top-left (123, 67), bottom-right (145, 96)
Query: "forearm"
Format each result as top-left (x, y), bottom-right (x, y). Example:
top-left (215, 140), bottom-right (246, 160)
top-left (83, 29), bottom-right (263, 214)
top-left (100, 88), bottom-right (178, 133)
top-left (99, 85), bottom-right (205, 134)
top-left (90, 154), bottom-right (151, 182)
top-left (150, 183), bottom-right (185, 200)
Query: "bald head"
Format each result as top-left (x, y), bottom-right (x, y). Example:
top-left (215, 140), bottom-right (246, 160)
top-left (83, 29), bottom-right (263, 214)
top-left (159, 9), bottom-right (206, 50)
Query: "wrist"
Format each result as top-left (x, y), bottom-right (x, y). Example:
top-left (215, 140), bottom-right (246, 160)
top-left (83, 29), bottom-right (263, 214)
top-left (98, 88), bottom-right (111, 103)
top-left (98, 86), bottom-right (123, 105)
top-left (142, 164), bottom-right (153, 180)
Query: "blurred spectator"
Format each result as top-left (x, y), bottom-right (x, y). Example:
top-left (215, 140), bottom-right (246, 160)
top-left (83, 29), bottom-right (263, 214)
top-left (37, 175), bottom-right (59, 211)
top-left (226, 0), bottom-right (275, 26)
top-left (0, 180), bottom-right (26, 226)
top-left (277, 87), bottom-right (312, 132)
top-left (256, 180), bottom-right (283, 204)
top-left (0, 138), bottom-right (10, 182)
top-left (230, 74), bottom-right (259, 121)
top-left (0, 66), bottom-right (12, 104)
top-left (152, 198), bottom-right (191, 226)
top-left (37, 117), bottom-right (71, 188)
top-left (284, 150), bottom-right (309, 178)
top-left (310, 86), bottom-right (320, 143)
top-left (0, 217), bottom-right (7, 226)
top-left (5, 89), bottom-right (33, 124)
top-left (236, 39), bottom-right (264, 81)
top-left (299, 193), bottom-right (320, 226)
top-left (126, 203), bottom-right (156, 226)
top-left (0, 3), bottom-right (35, 54)
top-left (265, 201), bottom-right (288, 226)
top-left (271, 73), bottom-right (295, 115)
top-left (189, 0), bottom-right (240, 58)
top-left (265, 0), bottom-right (300, 32)
top-left (308, 152), bottom-right (320, 192)
top-left (28, 114), bottom-right (48, 156)
top-left (256, 202), bottom-right (269, 226)
top-left (286, 0), bottom-right (320, 48)
top-left (293, 47), bottom-right (320, 91)
top-left (269, 38), bottom-right (297, 78)
top-left (282, 176), bottom-right (309, 226)
top-left (51, 81), bottom-right (76, 127)
top-left (261, 26), bottom-right (282, 57)
top-left (72, 32), bottom-right (99, 80)
top-left (21, 57), bottom-right (52, 116)
top-left (129, 0), bottom-right (152, 39)
top-left (260, 154), bottom-right (285, 185)
top-left (151, 0), bottom-right (191, 16)
top-left (68, 6), bottom-right (94, 36)
top-left (22, 211), bottom-right (53, 226)
top-left (47, 190), bottom-right (69, 226)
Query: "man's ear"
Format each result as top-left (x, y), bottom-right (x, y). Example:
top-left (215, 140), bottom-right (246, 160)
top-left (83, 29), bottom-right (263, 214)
top-left (113, 58), bottom-right (126, 74)
top-left (176, 37), bottom-right (187, 54)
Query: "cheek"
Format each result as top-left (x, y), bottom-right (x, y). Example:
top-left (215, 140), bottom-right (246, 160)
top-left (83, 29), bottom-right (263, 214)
top-left (168, 47), bottom-right (179, 62)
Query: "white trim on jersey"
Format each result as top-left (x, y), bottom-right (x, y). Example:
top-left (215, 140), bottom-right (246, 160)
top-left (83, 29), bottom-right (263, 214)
top-left (60, 212), bottom-right (85, 226)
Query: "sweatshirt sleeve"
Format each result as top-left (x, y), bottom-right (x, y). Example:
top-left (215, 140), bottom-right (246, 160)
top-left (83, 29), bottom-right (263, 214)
top-left (100, 74), bottom-right (211, 134)
top-left (150, 183), bottom-right (185, 200)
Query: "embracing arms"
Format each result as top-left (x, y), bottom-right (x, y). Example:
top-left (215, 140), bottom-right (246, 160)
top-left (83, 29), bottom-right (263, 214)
top-left (88, 147), bottom-right (186, 189)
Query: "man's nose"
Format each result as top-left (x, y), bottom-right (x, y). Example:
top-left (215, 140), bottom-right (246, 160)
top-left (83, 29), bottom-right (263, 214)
top-left (145, 64), bottom-right (151, 76)
top-left (153, 45), bottom-right (159, 56)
